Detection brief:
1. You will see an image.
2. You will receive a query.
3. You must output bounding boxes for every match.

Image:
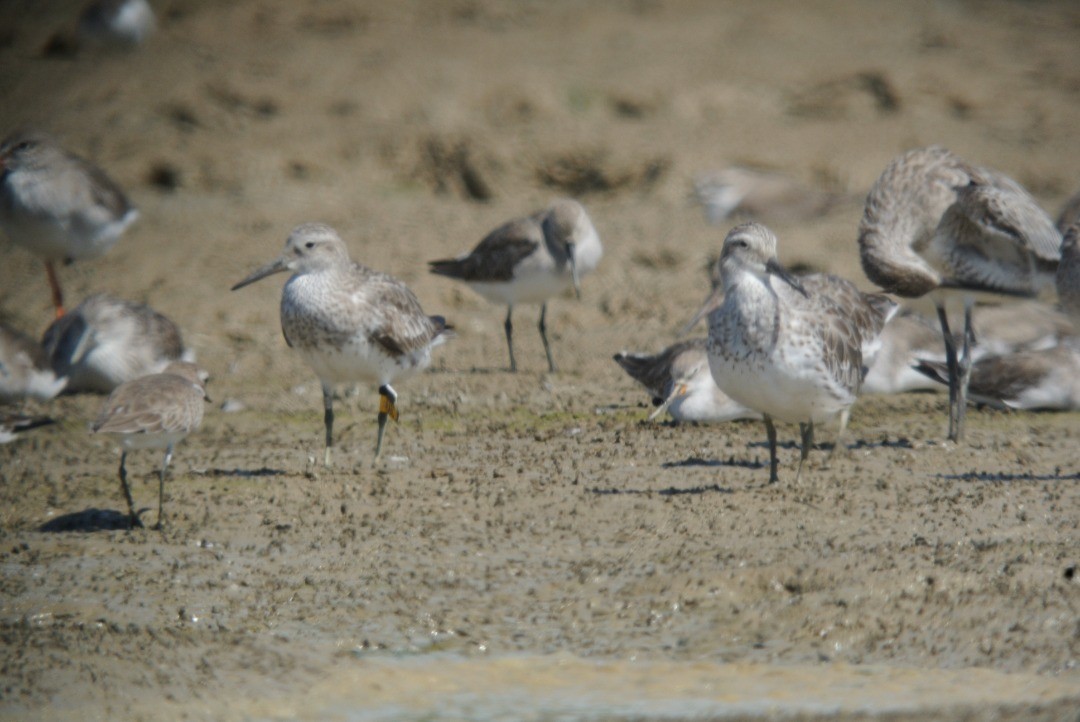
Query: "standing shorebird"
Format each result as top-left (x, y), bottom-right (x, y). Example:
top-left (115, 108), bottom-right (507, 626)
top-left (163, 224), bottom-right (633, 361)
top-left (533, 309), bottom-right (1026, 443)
top-left (613, 338), bottom-right (759, 423)
top-left (0, 130), bottom-right (138, 318)
top-left (41, 293), bottom-right (190, 394)
top-left (704, 222), bottom-right (897, 483)
top-left (858, 146), bottom-right (1060, 441)
top-left (91, 361), bottom-right (208, 529)
top-left (428, 198), bottom-right (602, 373)
top-left (232, 223), bottom-right (453, 466)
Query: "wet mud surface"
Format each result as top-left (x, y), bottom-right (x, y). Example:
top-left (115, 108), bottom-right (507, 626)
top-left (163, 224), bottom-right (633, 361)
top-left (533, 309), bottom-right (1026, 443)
top-left (1, 1), bottom-right (1079, 719)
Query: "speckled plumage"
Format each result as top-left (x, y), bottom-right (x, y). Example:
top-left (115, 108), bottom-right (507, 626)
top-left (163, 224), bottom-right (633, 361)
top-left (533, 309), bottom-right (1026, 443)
top-left (41, 293), bottom-right (188, 394)
top-left (232, 223), bottom-right (453, 465)
top-left (613, 338), bottom-right (759, 423)
top-left (705, 222), bottom-right (897, 482)
top-left (859, 146), bottom-right (1059, 298)
top-left (858, 146), bottom-right (1061, 441)
top-left (429, 198), bottom-right (602, 372)
top-left (0, 130), bottom-right (138, 316)
top-left (0, 322), bottom-right (67, 403)
top-left (91, 361), bottom-right (208, 528)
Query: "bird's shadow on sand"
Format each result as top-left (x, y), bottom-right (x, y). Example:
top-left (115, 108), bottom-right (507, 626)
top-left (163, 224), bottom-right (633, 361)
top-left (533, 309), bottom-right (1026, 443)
top-left (940, 470), bottom-right (1080, 483)
top-left (590, 482), bottom-right (734, 497)
top-left (39, 508), bottom-right (136, 533)
top-left (662, 455), bottom-right (766, 470)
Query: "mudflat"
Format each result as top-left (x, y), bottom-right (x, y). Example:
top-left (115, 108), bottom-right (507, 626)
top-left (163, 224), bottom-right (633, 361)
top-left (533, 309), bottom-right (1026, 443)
top-left (1, 2), bottom-right (1078, 720)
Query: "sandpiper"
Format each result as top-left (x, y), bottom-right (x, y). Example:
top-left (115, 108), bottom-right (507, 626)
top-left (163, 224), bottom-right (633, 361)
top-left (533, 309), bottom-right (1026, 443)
top-left (858, 146), bottom-right (1060, 441)
top-left (613, 338), bottom-right (759, 423)
top-left (704, 222), bottom-right (897, 483)
top-left (91, 361), bottom-right (208, 529)
top-left (0, 322), bottom-right (67, 404)
top-left (0, 130), bottom-right (138, 318)
top-left (915, 343), bottom-right (1080, 411)
top-left (0, 413), bottom-right (55, 444)
top-left (41, 293), bottom-right (190, 394)
top-left (232, 223), bottom-right (453, 466)
top-left (428, 198), bottom-right (602, 372)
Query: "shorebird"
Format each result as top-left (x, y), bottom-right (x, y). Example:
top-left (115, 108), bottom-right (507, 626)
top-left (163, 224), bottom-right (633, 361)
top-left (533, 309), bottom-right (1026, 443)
top-left (91, 361), bottom-right (208, 529)
top-left (428, 198), bottom-right (602, 373)
top-left (915, 343), bottom-right (1080, 412)
top-left (860, 303), bottom-right (1069, 395)
top-left (613, 338), bottom-right (759, 423)
top-left (0, 130), bottom-right (138, 318)
top-left (704, 222), bottom-right (897, 483)
top-left (0, 413), bottom-right (55, 444)
top-left (0, 322), bottom-right (67, 404)
top-left (232, 223), bottom-right (453, 466)
top-left (1057, 221), bottom-right (1080, 326)
top-left (41, 293), bottom-right (190, 394)
top-left (858, 146), bottom-right (1060, 441)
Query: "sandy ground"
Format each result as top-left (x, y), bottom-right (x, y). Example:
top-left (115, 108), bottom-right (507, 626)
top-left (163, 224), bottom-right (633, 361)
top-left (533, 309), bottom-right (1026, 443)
top-left (1, 1), bottom-right (1079, 720)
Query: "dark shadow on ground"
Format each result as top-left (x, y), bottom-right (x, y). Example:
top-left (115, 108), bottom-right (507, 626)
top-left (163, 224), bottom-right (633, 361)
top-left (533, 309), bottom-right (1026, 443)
top-left (590, 483), bottom-right (734, 496)
top-left (39, 508), bottom-right (135, 532)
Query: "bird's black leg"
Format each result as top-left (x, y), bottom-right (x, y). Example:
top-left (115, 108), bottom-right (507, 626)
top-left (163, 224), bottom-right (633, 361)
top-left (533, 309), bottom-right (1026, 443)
top-left (764, 415), bottom-right (779, 483)
top-left (956, 297), bottom-right (974, 442)
top-left (935, 303), bottom-right (960, 441)
top-left (796, 421), bottom-right (814, 483)
top-left (538, 302), bottom-right (557, 373)
top-left (322, 384), bottom-right (334, 467)
top-left (504, 305), bottom-right (517, 372)
top-left (118, 451), bottom-right (142, 529)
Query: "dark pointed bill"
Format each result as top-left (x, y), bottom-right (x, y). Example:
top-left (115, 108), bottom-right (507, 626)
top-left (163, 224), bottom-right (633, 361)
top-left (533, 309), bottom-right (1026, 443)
top-left (765, 258), bottom-right (809, 298)
top-left (231, 256), bottom-right (289, 291)
top-left (567, 242), bottom-right (581, 299)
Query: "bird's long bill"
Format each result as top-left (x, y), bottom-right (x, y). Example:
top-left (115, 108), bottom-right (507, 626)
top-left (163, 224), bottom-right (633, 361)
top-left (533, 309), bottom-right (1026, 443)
top-left (765, 258), bottom-right (809, 298)
top-left (681, 285), bottom-right (725, 336)
top-left (567, 242), bottom-right (581, 299)
top-left (230, 257), bottom-right (289, 291)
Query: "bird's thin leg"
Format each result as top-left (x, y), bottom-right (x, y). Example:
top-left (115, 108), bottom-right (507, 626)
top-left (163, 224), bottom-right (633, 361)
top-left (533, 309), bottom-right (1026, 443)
top-left (45, 261), bottom-right (65, 318)
top-left (764, 415), bottom-right (779, 483)
top-left (538, 302), bottom-right (557, 373)
top-left (117, 452), bottom-right (141, 529)
top-left (935, 303), bottom-right (960, 441)
top-left (504, 306), bottom-right (517, 373)
top-left (322, 384), bottom-right (334, 467)
top-left (154, 444), bottom-right (174, 531)
top-left (375, 384), bottom-right (398, 459)
top-left (955, 296), bottom-right (975, 442)
top-left (796, 421), bottom-right (814, 483)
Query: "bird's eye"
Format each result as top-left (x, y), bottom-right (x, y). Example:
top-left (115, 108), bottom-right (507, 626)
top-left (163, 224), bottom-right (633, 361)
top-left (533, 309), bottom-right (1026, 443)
top-left (732, 239), bottom-right (748, 249)
top-left (305, 241), bottom-right (315, 249)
